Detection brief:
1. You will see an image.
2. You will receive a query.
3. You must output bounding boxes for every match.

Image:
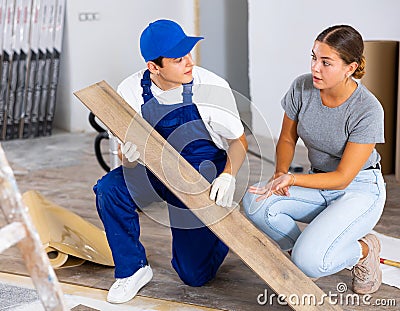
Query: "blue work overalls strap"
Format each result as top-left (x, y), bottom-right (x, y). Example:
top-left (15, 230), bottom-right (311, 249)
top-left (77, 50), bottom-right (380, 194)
top-left (141, 70), bottom-right (226, 171)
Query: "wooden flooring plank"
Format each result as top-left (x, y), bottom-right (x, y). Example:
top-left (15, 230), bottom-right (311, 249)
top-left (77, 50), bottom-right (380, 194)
top-left (74, 81), bottom-right (341, 311)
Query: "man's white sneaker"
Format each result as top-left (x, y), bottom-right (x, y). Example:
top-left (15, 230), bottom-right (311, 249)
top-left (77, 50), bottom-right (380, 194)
top-left (107, 265), bottom-right (153, 304)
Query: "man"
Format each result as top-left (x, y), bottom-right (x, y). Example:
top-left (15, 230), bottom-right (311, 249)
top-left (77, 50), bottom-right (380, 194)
top-left (94, 19), bottom-right (248, 304)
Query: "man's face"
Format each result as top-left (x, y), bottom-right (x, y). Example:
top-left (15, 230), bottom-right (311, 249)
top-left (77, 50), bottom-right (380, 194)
top-left (156, 53), bottom-right (195, 90)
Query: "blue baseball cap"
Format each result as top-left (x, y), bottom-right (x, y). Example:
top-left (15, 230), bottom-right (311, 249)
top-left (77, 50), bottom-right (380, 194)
top-left (140, 19), bottom-right (204, 62)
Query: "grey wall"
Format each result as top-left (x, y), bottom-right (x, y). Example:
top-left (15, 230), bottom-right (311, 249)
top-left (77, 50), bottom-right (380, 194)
top-left (199, 0), bottom-right (251, 129)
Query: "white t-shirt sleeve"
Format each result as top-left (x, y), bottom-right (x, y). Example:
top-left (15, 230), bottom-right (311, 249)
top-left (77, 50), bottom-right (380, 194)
top-left (192, 67), bottom-right (244, 149)
top-left (198, 99), bottom-right (244, 139)
top-left (116, 71), bottom-right (145, 116)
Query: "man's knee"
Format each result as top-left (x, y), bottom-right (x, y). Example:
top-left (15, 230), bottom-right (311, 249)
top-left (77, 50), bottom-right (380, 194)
top-left (172, 243), bottom-right (228, 287)
top-left (94, 168), bottom-right (133, 216)
top-left (94, 167), bottom-right (125, 195)
top-left (177, 270), bottom-right (210, 287)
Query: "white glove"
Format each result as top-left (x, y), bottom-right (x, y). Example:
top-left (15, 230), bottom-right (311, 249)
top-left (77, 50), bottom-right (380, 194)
top-left (210, 173), bottom-right (236, 207)
top-left (121, 142), bottom-right (140, 162)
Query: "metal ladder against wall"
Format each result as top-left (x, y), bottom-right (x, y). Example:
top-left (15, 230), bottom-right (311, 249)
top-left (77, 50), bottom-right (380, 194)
top-left (0, 144), bottom-right (67, 311)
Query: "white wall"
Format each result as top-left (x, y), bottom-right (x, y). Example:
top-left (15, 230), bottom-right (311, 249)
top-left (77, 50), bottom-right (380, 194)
top-left (199, 0), bottom-right (250, 127)
top-left (248, 0), bottom-right (400, 140)
top-left (199, 0), bottom-right (227, 80)
top-left (55, 0), bottom-right (195, 132)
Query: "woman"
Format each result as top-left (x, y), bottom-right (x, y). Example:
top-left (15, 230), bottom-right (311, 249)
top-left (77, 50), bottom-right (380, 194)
top-left (243, 25), bottom-right (386, 295)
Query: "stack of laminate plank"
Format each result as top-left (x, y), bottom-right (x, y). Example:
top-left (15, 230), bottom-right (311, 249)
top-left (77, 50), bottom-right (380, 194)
top-left (0, 0), bottom-right (65, 140)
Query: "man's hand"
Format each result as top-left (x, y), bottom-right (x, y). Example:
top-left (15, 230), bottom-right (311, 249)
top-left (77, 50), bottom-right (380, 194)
top-left (121, 142), bottom-right (140, 162)
top-left (210, 173), bottom-right (236, 207)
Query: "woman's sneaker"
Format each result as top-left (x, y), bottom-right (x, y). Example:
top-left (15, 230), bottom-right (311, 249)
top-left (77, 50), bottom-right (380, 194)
top-left (351, 234), bottom-right (382, 294)
top-left (107, 265), bottom-right (153, 304)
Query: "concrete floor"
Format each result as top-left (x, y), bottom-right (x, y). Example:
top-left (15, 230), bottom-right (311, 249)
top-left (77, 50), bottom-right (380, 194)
top-left (0, 130), bottom-right (399, 310)
top-left (0, 130), bottom-right (223, 311)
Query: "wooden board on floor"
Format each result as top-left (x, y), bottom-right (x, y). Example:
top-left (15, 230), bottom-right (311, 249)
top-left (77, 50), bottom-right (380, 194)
top-left (74, 81), bottom-right (341, 311)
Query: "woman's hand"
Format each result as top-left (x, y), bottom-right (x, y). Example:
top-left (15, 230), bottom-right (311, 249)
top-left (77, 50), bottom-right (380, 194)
top-left (248, 173), bottom-right (295, 202)
top-left (269, 172), bottom-right (290, 197)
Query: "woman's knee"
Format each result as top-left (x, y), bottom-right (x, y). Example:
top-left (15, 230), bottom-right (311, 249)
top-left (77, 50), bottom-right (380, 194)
top-left (242, 189), bottom-right (271, 219)
top-left (242, 193), bottom-right (266, 231)
top-left (242, 191), bottom-right (256, 217)
top-left (243, 191), bottom-right (283, 230)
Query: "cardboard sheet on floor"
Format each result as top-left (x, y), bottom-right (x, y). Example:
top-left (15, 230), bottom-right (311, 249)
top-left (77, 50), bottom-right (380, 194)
top-left (22, 190), bottom-right (114, 269)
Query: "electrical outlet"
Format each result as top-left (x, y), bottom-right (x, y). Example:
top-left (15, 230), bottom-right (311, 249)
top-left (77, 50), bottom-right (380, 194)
top-left (78, 12), bottom-right (100, 22)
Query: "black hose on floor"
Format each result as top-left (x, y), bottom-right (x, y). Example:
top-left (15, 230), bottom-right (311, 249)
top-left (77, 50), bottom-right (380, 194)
top-left (89, 112), bottom-right (110, 172)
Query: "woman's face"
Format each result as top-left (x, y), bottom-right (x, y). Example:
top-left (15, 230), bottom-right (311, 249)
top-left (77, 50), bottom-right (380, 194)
top-left (311, 41), bottom-right (351, 91)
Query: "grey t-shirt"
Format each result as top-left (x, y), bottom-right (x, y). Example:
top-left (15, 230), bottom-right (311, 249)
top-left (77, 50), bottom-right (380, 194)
top-left (281, 73), bottom-right (384, 172)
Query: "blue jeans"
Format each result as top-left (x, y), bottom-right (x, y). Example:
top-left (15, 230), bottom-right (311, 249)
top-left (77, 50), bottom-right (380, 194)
top-left (242, 169), bottom-right (386, 278)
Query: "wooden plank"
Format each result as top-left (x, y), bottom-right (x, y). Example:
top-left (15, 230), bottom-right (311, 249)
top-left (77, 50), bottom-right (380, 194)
top-left (74, 81), bottom-right (342, 311)
top-left (0, 145), bottom-right (67, 311)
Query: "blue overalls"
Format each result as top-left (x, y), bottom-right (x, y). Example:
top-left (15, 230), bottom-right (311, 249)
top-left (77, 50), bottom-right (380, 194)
top-left (94, 70), bottom-right (229, 286)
